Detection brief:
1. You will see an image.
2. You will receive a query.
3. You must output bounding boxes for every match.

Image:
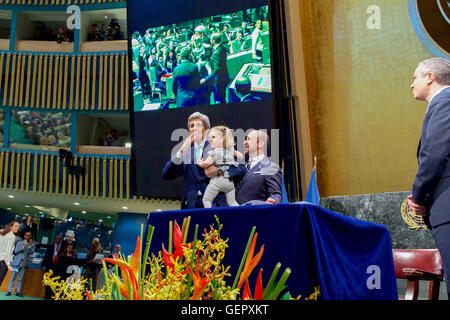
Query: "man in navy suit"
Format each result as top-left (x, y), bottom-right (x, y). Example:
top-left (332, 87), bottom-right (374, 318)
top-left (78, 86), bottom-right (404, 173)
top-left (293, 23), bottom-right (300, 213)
top-left (235, 129), bottom-right (282, 205)
top-left (408, 57), bottom-right (450, 299)
top-left (42, 234), bottom-right (63, 299)
top-left (172, 47), bottom-right (201, 107)
top-left (162, 112), bottom-right (245, 209)
top-left (201, 33), bottom-right (230, 104)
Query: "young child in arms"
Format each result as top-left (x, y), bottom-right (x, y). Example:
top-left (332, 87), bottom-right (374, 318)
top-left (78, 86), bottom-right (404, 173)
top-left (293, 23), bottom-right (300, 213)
top-left (197, 125), bottom-right (243, 208)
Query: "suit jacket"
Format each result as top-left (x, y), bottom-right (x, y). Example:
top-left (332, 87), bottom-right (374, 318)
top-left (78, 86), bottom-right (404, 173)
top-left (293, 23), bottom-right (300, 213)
top-left (11, 237), bottom-right (35, 269)
top-left (42, 243), bottom-right (62, 271)
top-left (236, 157), bottom-right (282, 205)
top-left (172, 60), bottom-right (201, 107)
top-left (204, 44), bottom-right (229, 87)
top-left (162, 141), bottom-right (246, 209)
top-left (412, 87), bottom-right (450, 227)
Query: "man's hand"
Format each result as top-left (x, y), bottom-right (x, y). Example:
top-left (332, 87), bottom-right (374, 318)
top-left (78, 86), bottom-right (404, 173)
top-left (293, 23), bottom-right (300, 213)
top-left (266, 197), bottom-right (276, 204)
top-left (179, 135), bottom-right (193, 154)
top-left (7, 265), bottom-right (13, 272)
top-left (204, 165), bottom-right (218, 178)
top-left (407, 195), bottom-right (429, 216)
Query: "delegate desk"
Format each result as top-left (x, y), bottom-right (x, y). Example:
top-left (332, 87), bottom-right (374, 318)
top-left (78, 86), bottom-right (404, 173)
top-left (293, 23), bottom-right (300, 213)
top-left (146, 203), bottom-right (397, 300)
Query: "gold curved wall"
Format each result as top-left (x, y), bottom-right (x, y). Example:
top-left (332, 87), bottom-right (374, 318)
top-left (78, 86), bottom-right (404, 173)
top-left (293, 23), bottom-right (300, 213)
top-left (297, 0), bottom-right (433, 197)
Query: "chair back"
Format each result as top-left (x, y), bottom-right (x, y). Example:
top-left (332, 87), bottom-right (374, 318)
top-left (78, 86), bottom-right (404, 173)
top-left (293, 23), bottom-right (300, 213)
top-left (392, 249), bottom-right (443, 279)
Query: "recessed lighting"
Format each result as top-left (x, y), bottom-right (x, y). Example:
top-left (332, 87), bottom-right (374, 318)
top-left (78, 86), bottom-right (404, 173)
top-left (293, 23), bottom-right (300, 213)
top-left (74, 202), bottom-right (80, 206)
top-left (7, 208), bottom-right (12, 210)
top-left (125, 142), bottom-right (132, 148)
top-left (107, 216), bottom-right (111, 219)
top-left (122, 206), bottom-right (128, 210)
top-left (82, 210), bottom-right (87, 214)
top-left (99, 219), bottom-right (103, 222)
top-left (8, 195), bottom-right (14, 198)
top-left (25, 205), bottom-right (30, 208)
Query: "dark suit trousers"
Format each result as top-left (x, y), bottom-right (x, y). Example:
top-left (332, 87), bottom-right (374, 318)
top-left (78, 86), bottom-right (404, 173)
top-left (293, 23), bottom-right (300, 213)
top-left (0, 260), bottom-right (8, 286)
top-left (432, 222), bottom-right (450, 299)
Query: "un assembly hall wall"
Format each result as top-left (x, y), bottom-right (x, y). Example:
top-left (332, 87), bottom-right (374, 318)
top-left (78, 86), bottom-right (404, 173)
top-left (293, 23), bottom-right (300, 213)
top-left (295, 0), bottom-right (435, 197)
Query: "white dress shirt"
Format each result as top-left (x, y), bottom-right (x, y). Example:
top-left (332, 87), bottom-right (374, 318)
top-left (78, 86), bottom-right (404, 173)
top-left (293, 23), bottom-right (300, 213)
top-left (248, 154), bottom-right (265, 170)
top-left (0, 232), bottom-right (16, 266)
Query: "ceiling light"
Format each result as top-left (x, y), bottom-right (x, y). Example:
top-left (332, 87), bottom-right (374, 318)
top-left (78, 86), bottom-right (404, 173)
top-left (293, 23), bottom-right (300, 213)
top-left (82, 210), bottom-right (87, 214)
top-left (74, 202), bottom-right (80, 206)
top-left (107, 216), bottom-right (111, 219)
top-left (125, 142), bottom-right (132, 148)
top-left (25, 205), bottom-right (30, 208)
top-left (8, 195), bottom-right (14, 198)
top-left (122, 206), bottom-right (128, 210)
top-left (6, 208), bottom-right (11, 210)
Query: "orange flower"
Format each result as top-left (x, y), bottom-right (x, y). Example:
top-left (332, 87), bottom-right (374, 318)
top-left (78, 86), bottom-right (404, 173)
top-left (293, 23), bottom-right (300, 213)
top-left (237, 233), bottom-right (264, 290)
top-left (162, 221), bottom-right (192, 271)
top-left (103, 236), bottom-right (141, 300)
top-left (186, 262), bottom-right (211, 300)
top-left (242, 269), bottom-right (263, 300)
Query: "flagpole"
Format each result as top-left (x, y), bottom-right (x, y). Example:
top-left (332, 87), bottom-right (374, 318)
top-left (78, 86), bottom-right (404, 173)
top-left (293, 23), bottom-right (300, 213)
top-left (313, 155), bottom-right (317, 170)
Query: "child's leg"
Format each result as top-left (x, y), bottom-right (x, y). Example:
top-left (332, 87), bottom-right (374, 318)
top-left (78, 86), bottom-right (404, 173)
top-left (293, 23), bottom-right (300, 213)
top-left (225, 188), bottom-right (240, 206)
top-left (202, 181), bottom-right (220, 208)
top-left (219, 178), bottom-right (239, 207)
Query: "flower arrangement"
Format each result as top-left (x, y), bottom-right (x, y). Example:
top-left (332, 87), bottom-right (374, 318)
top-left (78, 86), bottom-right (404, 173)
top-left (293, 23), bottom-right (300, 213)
top-left (43, 216), bottom-right (320, 300)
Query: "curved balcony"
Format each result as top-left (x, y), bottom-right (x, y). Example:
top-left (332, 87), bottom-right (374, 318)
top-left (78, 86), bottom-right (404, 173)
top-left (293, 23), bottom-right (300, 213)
top-left (0, 51), bottom-right (129, 111)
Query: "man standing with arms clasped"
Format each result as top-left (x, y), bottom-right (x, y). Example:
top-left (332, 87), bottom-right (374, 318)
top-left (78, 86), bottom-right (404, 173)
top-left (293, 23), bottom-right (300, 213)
top-left (408, 57), bottom-right (450, 299)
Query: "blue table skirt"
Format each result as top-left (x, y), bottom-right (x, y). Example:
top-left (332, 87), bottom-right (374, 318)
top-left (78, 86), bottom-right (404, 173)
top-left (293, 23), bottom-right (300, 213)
top-left (145, 203), bottom-right (398, 300)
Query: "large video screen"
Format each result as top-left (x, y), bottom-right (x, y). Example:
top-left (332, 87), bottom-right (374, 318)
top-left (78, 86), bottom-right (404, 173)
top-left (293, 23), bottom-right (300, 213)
top-left (128, 0), bottom-right (280, 201)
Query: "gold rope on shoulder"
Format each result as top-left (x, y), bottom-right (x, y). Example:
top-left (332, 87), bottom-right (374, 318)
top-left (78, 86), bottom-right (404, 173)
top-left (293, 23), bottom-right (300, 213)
top-left (401, 199), bottom-right (429, 230)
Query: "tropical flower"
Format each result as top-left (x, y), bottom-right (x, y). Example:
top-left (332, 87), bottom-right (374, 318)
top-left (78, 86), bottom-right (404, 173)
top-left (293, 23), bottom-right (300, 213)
top-left (237, 232), bottom-right (264, 290)
top-left (103, 236), bottom-right (141, 300)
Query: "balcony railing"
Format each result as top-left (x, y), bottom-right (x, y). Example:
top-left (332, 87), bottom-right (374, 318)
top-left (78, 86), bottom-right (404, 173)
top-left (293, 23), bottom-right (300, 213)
top-left (0, 0), bottom-right (126, 6)
top-left (0, 51), bottom-right (129, 111)
top-left (0, 149), bottom-right (131, 199)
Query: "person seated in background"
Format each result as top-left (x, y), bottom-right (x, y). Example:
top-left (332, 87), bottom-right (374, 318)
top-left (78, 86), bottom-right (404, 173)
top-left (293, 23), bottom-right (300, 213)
top-left (60, 243), bottom-right (76, 258)
top-left (240, 21), bottom-right (250, 36)
top-left (106, 129), bottom-right (121, 147)
top-left (87, 24), bottom-right (104, 42)
top-left (112, 24), bottom-right (124, 41)
top-left (230, 30), bottom-right (246, 54)
top-left (234, 76), bottom-right (262, 102)
top-left (56, 27), bottom-right (69, 43)
top-left (149, 55), bottom-right (167, 91)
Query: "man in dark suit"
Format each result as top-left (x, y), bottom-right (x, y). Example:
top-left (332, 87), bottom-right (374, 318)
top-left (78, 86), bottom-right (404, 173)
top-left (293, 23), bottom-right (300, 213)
top-left (162, 112), bottom-right (221, 209)
top-left (235, 130), bottom-right (282, 205)
top-left (408, 57), bottom-right (450, 299)
top-left (172, 47), bottom-right (201, 107)
top-left (42, 234), bottom-right (63, 299)
top-left (201, 33), bottom-right (230, 104)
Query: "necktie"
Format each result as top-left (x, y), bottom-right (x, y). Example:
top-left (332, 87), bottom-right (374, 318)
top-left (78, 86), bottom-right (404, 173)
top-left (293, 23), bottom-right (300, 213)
top-left (53, 244), bottom-right (59, 264)
top-left (195, 144), bottom-right (201, 162)
top-left (246, 161), bottom-right (251, 170)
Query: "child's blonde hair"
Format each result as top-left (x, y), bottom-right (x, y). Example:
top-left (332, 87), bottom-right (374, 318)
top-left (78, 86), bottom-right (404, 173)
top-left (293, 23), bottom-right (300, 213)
top-left (210, 126), bottom-right (234, 150)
